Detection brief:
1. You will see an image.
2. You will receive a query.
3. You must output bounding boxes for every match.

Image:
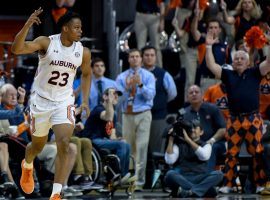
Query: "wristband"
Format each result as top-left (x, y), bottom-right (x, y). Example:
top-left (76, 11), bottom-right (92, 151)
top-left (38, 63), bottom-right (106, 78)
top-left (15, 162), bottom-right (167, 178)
top-left (206, 45), bottom-right (212, 49)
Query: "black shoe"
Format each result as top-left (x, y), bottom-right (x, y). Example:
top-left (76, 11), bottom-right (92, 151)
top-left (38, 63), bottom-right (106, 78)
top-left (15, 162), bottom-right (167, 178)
top-left (7, 185), bottom-right (25, 200)
top-left (0, 187), bottom-right (4, 200)
top-left (177, 186), bottom-right (192, 198)
top-left (0, 172), bottom-right (13, 189)
top-left (0, 172), bottom-right (9, 183)
top-left (205, 187), bottom-right (218, 197)
top-left (24, 190), bottom-right (42, 198)
top-left (80, 176), bottom-right (103, 190)
top-left (72, 175), bottom-right (84, 185)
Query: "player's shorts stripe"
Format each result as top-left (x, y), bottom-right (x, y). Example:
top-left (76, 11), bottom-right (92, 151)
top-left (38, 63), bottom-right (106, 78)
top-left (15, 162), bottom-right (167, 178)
top-left (31, 114), bottom-right (36, 134)
top-left (67, 105), bottom-right (75, 125)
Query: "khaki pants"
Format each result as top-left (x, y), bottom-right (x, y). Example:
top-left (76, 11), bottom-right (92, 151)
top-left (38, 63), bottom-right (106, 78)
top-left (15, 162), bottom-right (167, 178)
top-left (134, 12), bottom-right (163, 67)
top-left (122, 110), bottom-right (152, 186)
top-left (70, 137), bottom-right (93, 175)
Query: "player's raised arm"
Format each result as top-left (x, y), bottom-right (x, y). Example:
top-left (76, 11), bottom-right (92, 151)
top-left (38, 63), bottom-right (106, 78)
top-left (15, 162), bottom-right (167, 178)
top-left (11, 7), bottom-right (49, 55)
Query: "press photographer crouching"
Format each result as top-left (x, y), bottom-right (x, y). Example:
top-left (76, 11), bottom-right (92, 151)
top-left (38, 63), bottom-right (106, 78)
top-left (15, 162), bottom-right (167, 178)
top-left (164, 119), bottom-right (223, 198)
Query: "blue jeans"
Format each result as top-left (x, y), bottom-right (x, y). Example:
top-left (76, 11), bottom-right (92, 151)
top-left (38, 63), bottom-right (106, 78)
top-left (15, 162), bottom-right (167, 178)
top-left (208, 140), bottom-right (226, 171)
top-left (92, 138), bottom-right (130, 176)
top-left (164, 169), bottom-right (223, 197)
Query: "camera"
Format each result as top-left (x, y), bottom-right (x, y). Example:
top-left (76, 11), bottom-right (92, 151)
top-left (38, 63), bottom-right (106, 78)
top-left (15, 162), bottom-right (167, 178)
top-left (171, 119), bottom-right (194, 139)
top-left (164, 109), bottom-right (201, 141)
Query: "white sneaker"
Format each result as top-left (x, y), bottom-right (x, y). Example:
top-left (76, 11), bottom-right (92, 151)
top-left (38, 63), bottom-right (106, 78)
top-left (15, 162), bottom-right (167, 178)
top-left (62, 186), bottom-right (83, 197)
top-left (256, 186), bottom-right (265, 194)
top-left (219, 186), bottom-right (233, 194)
top-left (120, 172), bottom-right (131, 184)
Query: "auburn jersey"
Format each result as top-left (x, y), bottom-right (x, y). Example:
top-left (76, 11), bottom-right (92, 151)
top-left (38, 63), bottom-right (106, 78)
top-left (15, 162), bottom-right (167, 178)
top-left (32, 34), bottom-right (83, 101)
top-left (203, 83), bottom-right (229, 121)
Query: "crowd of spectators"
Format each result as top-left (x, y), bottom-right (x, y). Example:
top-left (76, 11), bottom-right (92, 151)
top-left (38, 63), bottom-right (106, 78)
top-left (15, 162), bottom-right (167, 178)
top-left (2, 0), bottom-right (270, 199)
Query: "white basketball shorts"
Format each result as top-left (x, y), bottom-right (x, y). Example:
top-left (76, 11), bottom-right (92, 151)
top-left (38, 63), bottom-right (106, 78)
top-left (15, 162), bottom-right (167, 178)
top-left (29, 92), bottom-right (76, 137)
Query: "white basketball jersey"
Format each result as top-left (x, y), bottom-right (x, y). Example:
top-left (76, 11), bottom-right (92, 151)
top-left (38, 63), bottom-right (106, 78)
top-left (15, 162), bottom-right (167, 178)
top-left (32, 34), bottom-right (83, 101)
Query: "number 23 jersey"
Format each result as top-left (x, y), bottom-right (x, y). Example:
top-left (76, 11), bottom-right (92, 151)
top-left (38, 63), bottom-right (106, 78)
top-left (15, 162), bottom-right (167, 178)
top-left (32, 34), bottom-right (83, 102)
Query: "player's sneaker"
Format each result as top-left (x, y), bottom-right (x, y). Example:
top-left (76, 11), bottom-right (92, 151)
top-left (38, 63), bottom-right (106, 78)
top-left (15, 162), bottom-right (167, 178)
top-left (20, 159), bottom-right (34, 194)
top-left (49, 193), bottom-right (61, 200)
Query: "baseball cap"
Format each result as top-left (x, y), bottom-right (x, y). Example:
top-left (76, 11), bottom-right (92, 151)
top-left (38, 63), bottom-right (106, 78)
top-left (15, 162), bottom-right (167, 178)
top-left (103, 87), bottom-right (123, 96)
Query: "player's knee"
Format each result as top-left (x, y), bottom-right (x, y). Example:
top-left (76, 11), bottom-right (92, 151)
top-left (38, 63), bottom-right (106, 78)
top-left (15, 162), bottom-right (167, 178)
top-left (57, 138), bottom-right (70, 154)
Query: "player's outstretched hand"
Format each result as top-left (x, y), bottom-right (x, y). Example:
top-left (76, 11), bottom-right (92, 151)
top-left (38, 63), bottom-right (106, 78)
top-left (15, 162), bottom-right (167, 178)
top-left (25, 7), bottom-right (43, 28)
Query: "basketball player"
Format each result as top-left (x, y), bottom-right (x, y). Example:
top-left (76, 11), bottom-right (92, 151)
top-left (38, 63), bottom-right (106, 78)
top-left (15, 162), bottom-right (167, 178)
top-left (11, 8), bottom-right (91, 200)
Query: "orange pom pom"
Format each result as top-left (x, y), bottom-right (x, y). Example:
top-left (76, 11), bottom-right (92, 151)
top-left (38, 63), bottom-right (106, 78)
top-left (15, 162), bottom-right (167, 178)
top-left (244, 26), bottom-right (267, 49)
top-left (199, 0), bottom-right (209, 10)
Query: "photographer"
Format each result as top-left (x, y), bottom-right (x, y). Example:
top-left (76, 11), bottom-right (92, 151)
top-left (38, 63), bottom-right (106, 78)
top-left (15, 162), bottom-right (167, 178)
top-left (183, 85), bottom-right (226, 170)
top-left (164, 119), bottom-right (223, 198)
